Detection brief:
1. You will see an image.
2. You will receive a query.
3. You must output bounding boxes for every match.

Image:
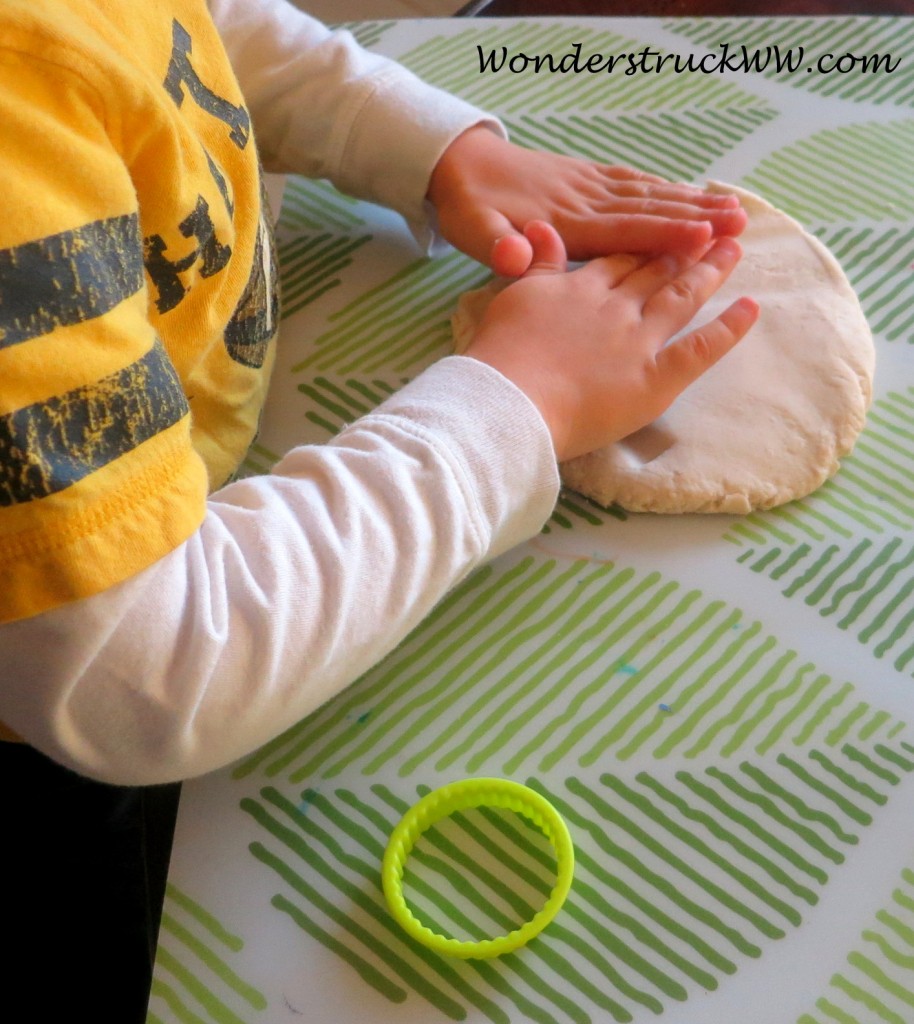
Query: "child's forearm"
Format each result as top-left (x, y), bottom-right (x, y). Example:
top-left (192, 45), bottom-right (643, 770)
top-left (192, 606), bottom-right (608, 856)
top-left (0, 358), bottom-right (557, 785)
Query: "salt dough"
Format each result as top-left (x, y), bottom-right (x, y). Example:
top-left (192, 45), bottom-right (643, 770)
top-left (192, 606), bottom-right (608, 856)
top-left (451, 182), bottom-right (875, 514)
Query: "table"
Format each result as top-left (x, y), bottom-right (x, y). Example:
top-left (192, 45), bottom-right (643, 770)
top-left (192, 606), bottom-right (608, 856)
top-left (148, 14), bottom-right (914, 1024)
top-left (462, 2), bottom-right (914, 16)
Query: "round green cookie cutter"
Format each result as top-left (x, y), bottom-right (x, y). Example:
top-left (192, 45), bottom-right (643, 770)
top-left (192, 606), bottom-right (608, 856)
top-left (382, 778), bottom-right (574, 959)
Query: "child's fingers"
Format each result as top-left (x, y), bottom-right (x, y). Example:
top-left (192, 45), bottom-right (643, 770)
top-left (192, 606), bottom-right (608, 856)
top-left (653, 296), bottom-right (760, 395)
top-left (492, 233), bottom-right (535, 277)
top-left (519, 220), bottom-right (569, 278)
top-left (569, 215), bottom-right (716, 258)
top-left (612, 246), bottom-right (705, 301)
top-left (639, 237), bottom-right (743, 330)
top-left (593, 196), bottom-right (734, 225)
top-left (571, 251), bottom-right (650, 293)
top-left (599, 172), bottom-right (743, 211)
top-left (458, 202), bottom-right (537, 275)
top-left (600, 164), bottom-right (669, 186)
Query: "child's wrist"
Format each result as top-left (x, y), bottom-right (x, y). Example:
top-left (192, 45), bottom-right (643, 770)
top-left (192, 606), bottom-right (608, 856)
top-left (426, 123), bottom-right (502, 208)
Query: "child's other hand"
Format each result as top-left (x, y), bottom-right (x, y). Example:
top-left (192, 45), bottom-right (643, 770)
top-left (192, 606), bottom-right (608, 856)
top-left (463, 221), bottom-right (760, 462)
top-left (427, 126), bottom-right (748, 277)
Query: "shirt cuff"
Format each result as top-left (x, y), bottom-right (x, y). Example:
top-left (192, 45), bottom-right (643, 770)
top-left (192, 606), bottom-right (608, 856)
top-left (351, 355), bottom-right (560, 557)
top-left (336, 70), bottom-right (506, 252)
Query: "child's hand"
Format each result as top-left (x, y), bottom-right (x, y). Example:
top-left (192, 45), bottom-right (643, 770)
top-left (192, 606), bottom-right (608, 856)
top-left (462, 221), bottom-right (759, 462)
top-left (427, 126), bottom-right (748, 277)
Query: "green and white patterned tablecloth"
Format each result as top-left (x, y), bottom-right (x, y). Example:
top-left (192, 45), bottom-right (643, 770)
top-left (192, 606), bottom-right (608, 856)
top-left (149, 17), bottom-right (914, 1024)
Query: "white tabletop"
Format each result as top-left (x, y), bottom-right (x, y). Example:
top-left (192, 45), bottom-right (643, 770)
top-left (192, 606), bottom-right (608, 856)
top-left (149, 16), bottom-right (914, 1024)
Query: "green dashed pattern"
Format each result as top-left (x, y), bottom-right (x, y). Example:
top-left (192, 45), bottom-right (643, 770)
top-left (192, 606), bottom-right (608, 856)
top-left (799, 868), bottom-right (914, 1024)
top-left (232, 731), bottom-right (914, 1024)
top-left (291, 250), bottom-right (490, 375)
top-left (278, 177), bottom-right (366, 234)
top-left (814, 225), bottom-right (914, 343)
top-left (667, 17), bottom-right (914, 106)
top-left (742, 120), bottom-right (914, 222)
top-left (233, 554), bottom-right (906, 786)
top-left (739, 536), bottom-right (914, 675)
top-left (147, 885), bottom-right (268, 1024)
top-left (274, 178), bottom-right (373, 320)
top-left (727, 387), bottom-right (914, 675)
top-left (505, 106), bottom-right (777, 181)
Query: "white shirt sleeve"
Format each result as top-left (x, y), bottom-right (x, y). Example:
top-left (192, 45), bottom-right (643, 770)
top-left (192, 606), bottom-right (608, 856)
top-left (209, 0), bottom-right (506, 248)
top-left (0, 358), bottom-right (559, 784)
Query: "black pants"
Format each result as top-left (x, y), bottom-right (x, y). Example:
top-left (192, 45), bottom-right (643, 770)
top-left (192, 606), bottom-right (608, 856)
top-left (2, 743), bottom-right (180, 1022)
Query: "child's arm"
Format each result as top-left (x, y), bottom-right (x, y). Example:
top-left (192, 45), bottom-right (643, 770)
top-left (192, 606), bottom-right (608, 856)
top-left (211, 0), bottom-right (746, 266)
top-left (0, 225), bottom-right (755, 786)
top-left (209, 0), bottom-right (501, 250)
top-left (0, 357), bottom-right (559, 784)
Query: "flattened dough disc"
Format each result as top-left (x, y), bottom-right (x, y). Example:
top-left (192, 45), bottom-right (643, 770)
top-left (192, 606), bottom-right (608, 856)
top-left (452, 182), bottom-right (875, 514)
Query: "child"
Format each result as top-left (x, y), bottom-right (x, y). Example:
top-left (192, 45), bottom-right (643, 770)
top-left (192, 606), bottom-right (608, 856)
top-left (0, 0), bottom-right (756, 1017)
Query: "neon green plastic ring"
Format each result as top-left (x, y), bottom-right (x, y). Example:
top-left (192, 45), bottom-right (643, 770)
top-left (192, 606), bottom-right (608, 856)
top-left (382, 778), bottom-right (574, 959)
